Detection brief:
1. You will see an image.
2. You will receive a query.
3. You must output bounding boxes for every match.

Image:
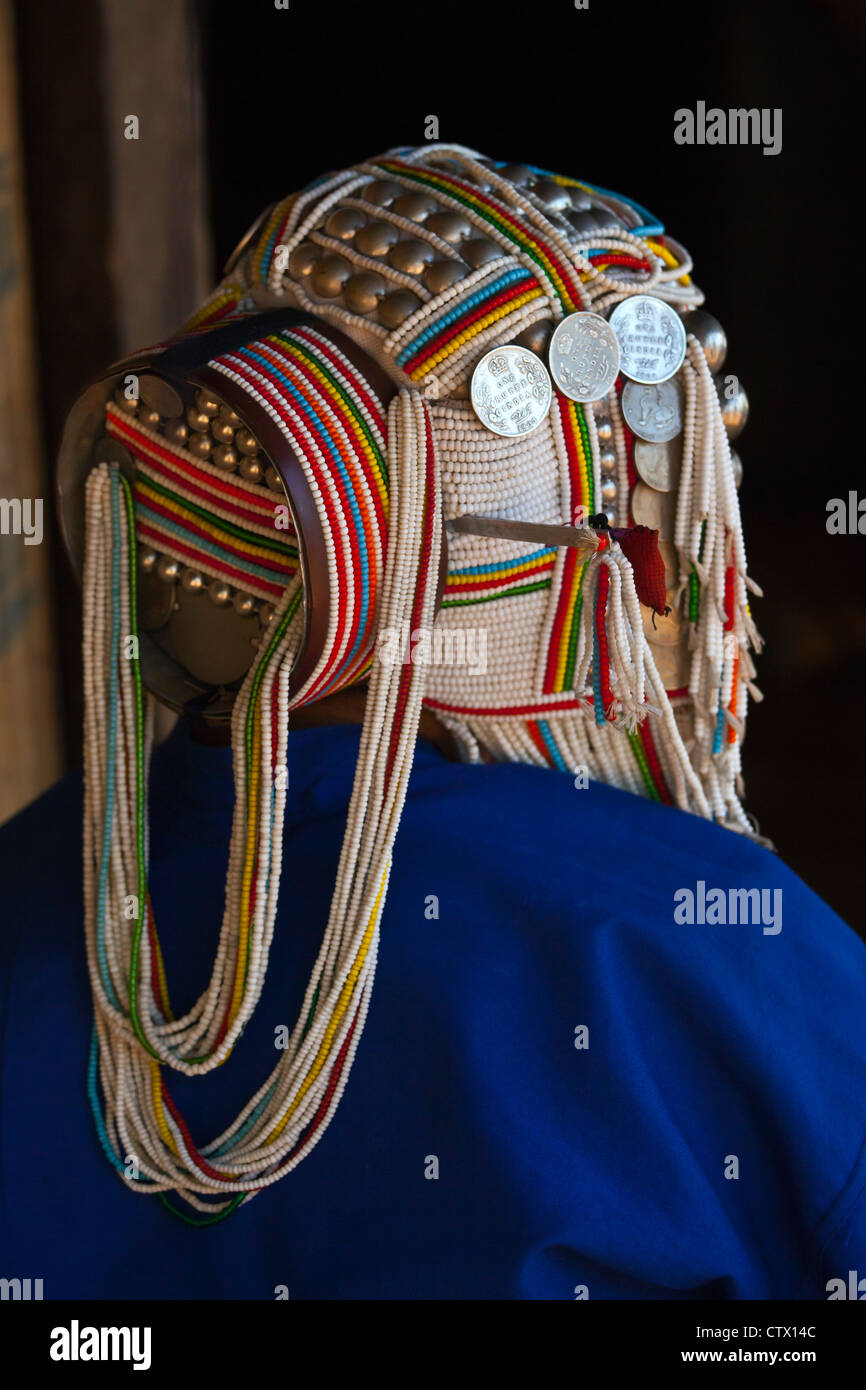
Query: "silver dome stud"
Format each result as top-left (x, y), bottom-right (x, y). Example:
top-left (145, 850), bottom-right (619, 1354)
top-left (717, 378), bottom-right (749, 439)
top-left (180, 569), bottom-right (205, 593)
top-left (355, 221), bottom-right (400, 258)
top-left (232, 592), bottom-right (256, 617)
top-left (156, 556), bottom-right (181, 583)
top-left (208, 578), bottom-right (232, 606)
top-left (683, 309), bottom-right (728, 374)
top-left (377, 290), bottom-right (421, 329)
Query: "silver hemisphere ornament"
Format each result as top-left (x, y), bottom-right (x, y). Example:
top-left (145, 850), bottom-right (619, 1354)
top-left (548, 311), bottom-right (620, 403)
top-left (621, 377), bottom-right (683, 443)
top-left (470, 344), bottom-right (553, 438)
top-left (609, 294), bottom-right (687, 384)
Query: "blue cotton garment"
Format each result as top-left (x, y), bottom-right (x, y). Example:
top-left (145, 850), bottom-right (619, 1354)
top-left (0, 719), bottom-right (864, 1301)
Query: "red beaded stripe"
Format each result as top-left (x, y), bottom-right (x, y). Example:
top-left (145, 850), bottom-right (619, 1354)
top-left (260, 335), bottom-right (387, 544)
top-left (133, 488), bottom-right (292, 578)
top-left (447, 558), bottom-right (556, 595)
top-left (292, 326), bottom-right (387, 436)
top-left (639, 718), bottom-right (673, 805)
top-left (107, 411), bottom-right (282, 530)
top-left (220, 347), bottom-right (367, 704)
top-left (527, 719), bottom-right (554, 766)
top-left (594, 564), bottom-right (613, 717)
top-left (134, 520), bottom-right (287, 598)
top-left (723, 562), bottom-right (735, 632)
top-left (402, 278), bottom-right (543, 374)
top-left (543, 393), bottom-right (590, 693)
top-left (424, 694), bottom-right (592, 717)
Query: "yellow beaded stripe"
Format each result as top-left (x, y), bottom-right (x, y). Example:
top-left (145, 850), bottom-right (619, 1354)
top-left (645, 238), bottom-right (692, 287)
top-left (135, 479), bottom-right (294, 572)
top-left (551, 399), bottom-right (594, 693)
top-left (253, 195), bottom-right (298, 287)
top-left (264, 857), bottom-right (389, 1145)
top-left (446, 550), bottom-right (555, 588)
top-left (184, 286), bottom-right (244, 331)
top-left (405, 287), bottom-right (544, 379)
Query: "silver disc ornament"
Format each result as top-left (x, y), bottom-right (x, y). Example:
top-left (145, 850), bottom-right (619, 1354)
top-left (470, 345), bottom-right (553, 438)
top-left (609, 295), bottom-right (687, 384)
top-left (621, 377), bottom-right (683, 443)
top-left (548, 312), bottom-right (620, 403)
top-left (633, 438), bottom-right (682, 493)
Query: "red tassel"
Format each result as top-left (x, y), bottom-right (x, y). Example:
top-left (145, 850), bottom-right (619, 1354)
top-left (610, 524), bottom-right (667, 614)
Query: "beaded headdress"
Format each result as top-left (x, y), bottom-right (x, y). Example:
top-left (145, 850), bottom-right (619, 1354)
top-left (58, 144), bottom-right (762, 1220)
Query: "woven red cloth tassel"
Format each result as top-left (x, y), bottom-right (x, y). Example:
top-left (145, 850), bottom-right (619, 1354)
top-left (611, 524), bottom-right (667, 614)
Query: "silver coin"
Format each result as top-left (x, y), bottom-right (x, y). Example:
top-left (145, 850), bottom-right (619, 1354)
top-left (470, 345), bottom-right (552, 438)
top-left (138, 373), bottom-right (184, 419)
top-left (633, 438), bottom-right (682, 493)
top-left (609, 295), bottom-right (687, 384)
top-left (631, 480), bottom-right (677, 540)
top-left (622, 377), bottom-right (683, 443)
top-left (548, 311), bottom-right (620, 403)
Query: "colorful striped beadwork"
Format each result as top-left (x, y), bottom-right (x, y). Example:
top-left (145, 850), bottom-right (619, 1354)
top-left (80, 143), bottom-right (764, 1222)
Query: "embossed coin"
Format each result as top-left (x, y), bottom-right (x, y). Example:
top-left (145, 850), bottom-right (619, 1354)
top-left (633, 438), bottom-right (682, 493)
top-left (631, 480), bottom-right (677, 540)
top-left (622, 377), bottom-right (683, 442)
top-left (609, 295), bottom-right (687, 384)
top-left (548, 311), bottom-right (620, 403)
top-left (470, 345), bottom-right (552, 438)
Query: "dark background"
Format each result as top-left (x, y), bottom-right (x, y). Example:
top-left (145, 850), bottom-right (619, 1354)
top-left (12, 0), bottom-right (866, 923)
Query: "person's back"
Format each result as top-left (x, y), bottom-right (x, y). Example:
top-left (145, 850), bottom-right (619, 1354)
top-left (2, 718), bottom-right (864, 1300)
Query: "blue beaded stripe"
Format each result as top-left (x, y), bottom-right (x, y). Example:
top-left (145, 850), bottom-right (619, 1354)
top-left (88, 1029), bottom-right (126, 1173)
top-left (448, 545), bottom-right (555, 577)
top-left (713, 699), bottom-right (726, 754)
top-left (207, 1082), bottom-right (279, 1158)
top-left (134, 502), bottom-right (290, 590)
top-left (592, 622), bottom-right (605, 726)
top-left (256, 195), bottom-right (298, 286)
top-left (395, 268), bottom-right (534, 366)
top-left (537, 719), bottom-right (568, 772)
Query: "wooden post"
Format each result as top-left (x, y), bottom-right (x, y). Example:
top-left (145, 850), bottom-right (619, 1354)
top-left (0, 0), bottom-right (61, 820)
